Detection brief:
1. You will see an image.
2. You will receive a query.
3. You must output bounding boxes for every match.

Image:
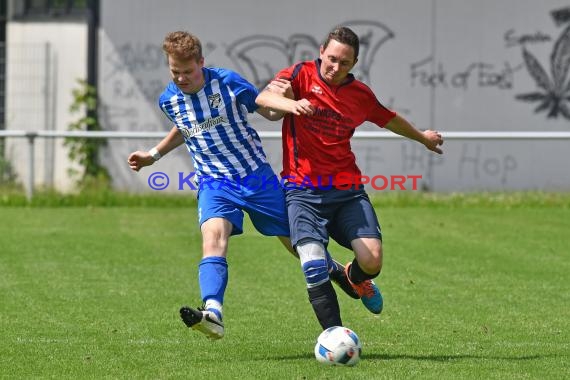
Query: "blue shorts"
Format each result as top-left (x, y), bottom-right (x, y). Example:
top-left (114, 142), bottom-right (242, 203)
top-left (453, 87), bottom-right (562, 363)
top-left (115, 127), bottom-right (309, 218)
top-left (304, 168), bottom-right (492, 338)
top-left (285, 186), bottom-right (382, 249)
top-left (197, 164), bottom-right (290, 237)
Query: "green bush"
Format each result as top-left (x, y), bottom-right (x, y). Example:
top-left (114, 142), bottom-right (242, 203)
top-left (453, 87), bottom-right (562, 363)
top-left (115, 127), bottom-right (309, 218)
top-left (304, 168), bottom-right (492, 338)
top-left (64, 79), bottom-right (111, 190)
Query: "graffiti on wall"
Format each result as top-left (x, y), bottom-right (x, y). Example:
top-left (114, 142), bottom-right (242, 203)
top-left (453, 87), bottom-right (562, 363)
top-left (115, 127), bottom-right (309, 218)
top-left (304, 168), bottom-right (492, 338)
top-left (227, 20), bottom-right (394, 88)
top-left (101, 40), bottom-right (219, 133)
top-left (404, 6), bottom-right (570, 125)
top-left (100, 42), bottom-right (164, 132)
top-left (515, 6), bottom-right (570, 120)
top-left (410, 57), bottom-right (523, 90)
top-left (101, 13), bottom-right (570, 131)
top-left (99, 10), bottom-right (570, 189)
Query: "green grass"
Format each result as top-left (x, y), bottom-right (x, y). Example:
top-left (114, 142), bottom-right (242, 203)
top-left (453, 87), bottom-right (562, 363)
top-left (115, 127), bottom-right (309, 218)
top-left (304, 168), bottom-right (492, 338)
top-left (1, 197), bottom-right (569, 379)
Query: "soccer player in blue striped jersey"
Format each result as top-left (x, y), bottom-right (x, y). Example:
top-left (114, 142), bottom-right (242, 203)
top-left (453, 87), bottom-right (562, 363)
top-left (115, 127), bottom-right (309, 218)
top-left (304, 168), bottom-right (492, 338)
top-left (127, 31), bottom-right (357, 340)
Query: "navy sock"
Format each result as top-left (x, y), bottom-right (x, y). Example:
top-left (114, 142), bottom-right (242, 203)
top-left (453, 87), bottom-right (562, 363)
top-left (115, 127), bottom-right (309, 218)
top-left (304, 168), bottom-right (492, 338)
top-left (307, 281), bottom-right (342, 329)
top-left (349, 258), bottom-right (379, 283)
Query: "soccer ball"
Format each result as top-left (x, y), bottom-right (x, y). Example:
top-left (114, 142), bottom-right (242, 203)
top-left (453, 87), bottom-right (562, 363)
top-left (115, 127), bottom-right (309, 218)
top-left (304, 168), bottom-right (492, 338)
top-left (314, 326), bottom-right (362, 366)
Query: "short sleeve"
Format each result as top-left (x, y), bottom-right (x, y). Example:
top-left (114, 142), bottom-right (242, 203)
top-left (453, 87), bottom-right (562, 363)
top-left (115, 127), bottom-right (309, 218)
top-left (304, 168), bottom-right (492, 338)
top-left (223, 70), bottom-right (259, 113)
top-left (367, 96), bottom-right (397, 127)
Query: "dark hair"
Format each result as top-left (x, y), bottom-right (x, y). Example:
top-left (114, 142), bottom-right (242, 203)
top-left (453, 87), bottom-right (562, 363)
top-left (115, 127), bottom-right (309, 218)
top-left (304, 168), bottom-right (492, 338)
top-left (323, 26), bottom-right (359, 60)
top-left (162, 31), bottom-right (203, 61)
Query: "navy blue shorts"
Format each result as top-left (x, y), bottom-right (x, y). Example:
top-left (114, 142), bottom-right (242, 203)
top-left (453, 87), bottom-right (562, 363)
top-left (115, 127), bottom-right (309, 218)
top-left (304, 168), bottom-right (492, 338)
top-left (198, 164), bottom-right (290, 237)
top-left (285, 186), bottom-right (382, 249)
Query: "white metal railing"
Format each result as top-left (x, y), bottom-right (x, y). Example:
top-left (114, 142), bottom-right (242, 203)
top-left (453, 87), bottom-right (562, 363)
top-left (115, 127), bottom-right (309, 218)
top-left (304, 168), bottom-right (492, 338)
top-left (1, 130), bottom-right (570, 200)
top-left (3, 130), bottom-right (570, 139)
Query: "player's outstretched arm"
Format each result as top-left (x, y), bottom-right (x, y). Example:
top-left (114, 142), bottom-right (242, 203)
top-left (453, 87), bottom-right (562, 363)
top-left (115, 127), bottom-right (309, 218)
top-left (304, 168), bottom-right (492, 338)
top-left (127, 126), bottom-right (184, 171)
top-left (256, 90), bottom-right (314, 116)
top-left (384, 115), bottom-right (444, 154)
top-left (255, 78), bottom-right (297, 121)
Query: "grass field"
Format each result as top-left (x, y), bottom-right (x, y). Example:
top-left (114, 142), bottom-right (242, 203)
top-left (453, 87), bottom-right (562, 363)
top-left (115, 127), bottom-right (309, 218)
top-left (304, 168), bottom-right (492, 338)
top-left (1, 195), bottom-right (569, 379)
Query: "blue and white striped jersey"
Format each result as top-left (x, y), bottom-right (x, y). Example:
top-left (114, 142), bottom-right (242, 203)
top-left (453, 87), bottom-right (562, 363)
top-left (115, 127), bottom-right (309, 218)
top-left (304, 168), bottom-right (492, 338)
top-left (159, 67), bottom-right (267, 179)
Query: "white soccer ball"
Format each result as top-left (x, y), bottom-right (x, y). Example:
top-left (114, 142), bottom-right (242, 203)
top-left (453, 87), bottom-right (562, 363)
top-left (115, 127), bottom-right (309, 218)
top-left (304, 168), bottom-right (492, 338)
top-left (314, 326), bottom-right (362, 366)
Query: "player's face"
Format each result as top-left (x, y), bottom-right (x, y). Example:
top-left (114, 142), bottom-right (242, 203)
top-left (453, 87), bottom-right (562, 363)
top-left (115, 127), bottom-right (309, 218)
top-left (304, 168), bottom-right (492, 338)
top-left (319, 40), bottom-right (357, 86)
top-left (168, 55), bottom-right (205, 94)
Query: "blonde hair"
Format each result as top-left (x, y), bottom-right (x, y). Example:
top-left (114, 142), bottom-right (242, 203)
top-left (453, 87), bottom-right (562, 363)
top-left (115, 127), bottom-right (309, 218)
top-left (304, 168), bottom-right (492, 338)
top-left (162, 31), bottom-right (203, 61)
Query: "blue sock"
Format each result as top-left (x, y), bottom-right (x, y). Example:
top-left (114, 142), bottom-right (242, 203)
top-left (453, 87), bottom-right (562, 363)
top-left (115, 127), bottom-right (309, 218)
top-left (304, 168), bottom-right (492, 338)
top-left (198, 257), bottom-right (228, 314)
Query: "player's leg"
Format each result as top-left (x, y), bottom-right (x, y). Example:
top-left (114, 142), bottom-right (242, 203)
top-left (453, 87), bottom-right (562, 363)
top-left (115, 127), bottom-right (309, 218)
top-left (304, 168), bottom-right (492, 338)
top-left (345, 237), bottom-right (383, 314)
top-left (276, 236), bottom-right (358, 299)
top-left (328, 189), bottom-right (384, 314)
top-left (350, 237), bottom-right (383, 277)
top-left (180, 217), bottom-right (233, 340)
top-left (284, 187), bottom-right (342, 330)
top-left (180, 184), bottom-right (244, 340)
top-left (198, 217), bottom-right (234, 319)
top-left (241, 164), bottom-right (358, 299)
top-left (296, 239), bottom-right (342, 329)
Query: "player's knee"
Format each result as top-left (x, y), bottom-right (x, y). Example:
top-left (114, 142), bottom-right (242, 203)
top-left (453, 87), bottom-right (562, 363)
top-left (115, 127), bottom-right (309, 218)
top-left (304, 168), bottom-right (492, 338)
top-left (202, 232), bottom-right (229, 256)
top-left (201, 218), bottom-right (232, 256)
top-left (358, 245), bottom-right (383, 275)
top-left (296, 240), bottom-right (329, 287)
top-left (359, 259), bottom-right (381, 276)
top-left (202, 240), bottom-right (228, 256)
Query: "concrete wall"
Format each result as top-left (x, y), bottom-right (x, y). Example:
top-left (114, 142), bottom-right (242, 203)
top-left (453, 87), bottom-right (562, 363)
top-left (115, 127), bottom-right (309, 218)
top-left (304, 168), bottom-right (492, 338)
top-left (5, 22), bottom-right (87, 191)
top-left (98, 0), bottom-right (570, 193)
top-left (7, 1), bottom-right (570, 192)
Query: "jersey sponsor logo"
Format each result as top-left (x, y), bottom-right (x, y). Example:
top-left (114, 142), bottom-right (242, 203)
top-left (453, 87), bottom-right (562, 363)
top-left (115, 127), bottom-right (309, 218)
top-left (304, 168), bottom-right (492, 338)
top-left (179, 115), bottom-right (227, 138)
top-left (208, 93), bottom-right (222, 109)
top-left (311, 85), bottom-right (323, 95)
top-left (314, 106), bottom-right (340, 119)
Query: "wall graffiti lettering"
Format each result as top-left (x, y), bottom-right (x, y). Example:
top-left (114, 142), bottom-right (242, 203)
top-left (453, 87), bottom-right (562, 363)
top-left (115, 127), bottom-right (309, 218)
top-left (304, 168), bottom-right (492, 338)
top-left (504, 29), bottom-right (552, 48)
top-left (410, 57), bottom-right (524, 90)
top-left (458, 144), bottom-right (517, 185)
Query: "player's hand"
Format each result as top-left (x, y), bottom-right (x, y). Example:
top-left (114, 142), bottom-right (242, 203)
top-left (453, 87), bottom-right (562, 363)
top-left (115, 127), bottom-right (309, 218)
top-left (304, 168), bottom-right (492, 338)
top-left (127, 151), bottom-right (155, 172)
top-left (267, 78), bottom-right (294, 99)
top-left (422, 130), bottom-right (444, 154)
top-left (290, 98), bottom-right (314, 116)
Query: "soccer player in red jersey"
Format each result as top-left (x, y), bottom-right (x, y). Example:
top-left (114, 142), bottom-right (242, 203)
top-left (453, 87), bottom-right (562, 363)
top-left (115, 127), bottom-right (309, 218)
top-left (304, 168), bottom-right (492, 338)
top-left (256, 26), bottom-right (444, 330)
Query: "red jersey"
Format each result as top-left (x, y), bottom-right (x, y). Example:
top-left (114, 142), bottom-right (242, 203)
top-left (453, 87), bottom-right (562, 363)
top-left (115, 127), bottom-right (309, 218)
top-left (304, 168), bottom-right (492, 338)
top-left (275, 60), bottom-right (396, 187)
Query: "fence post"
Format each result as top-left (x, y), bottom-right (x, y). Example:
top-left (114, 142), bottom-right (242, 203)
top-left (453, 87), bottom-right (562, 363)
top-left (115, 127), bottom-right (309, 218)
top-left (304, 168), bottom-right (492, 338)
top-left (26, 132), bottom-right (37, 201)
